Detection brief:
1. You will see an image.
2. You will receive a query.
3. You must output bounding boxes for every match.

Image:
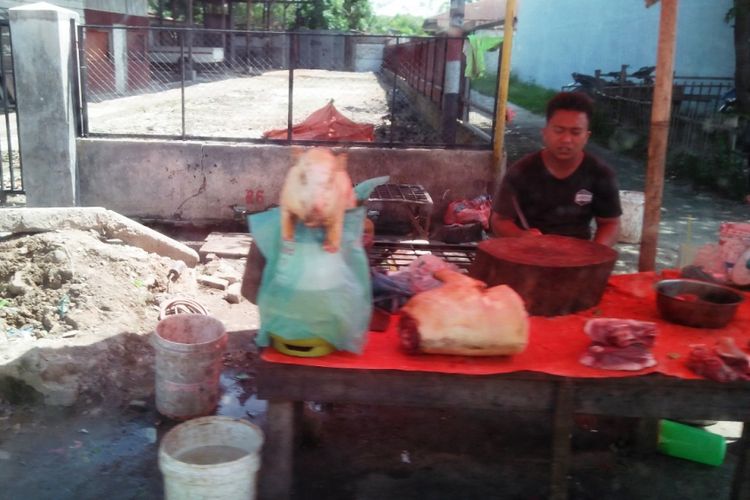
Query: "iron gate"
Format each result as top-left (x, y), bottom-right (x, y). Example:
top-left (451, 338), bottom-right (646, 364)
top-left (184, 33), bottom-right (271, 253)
top-left (0, 18), bottom-right (22, 200)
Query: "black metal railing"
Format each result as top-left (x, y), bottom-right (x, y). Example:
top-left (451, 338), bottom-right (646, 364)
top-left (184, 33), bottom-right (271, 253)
top-left (0, 19), bottom-right (22, 199)
top-left (75, 25), bottom-right (490, 149)
top-left (591, 75), bottom-right (735, 159)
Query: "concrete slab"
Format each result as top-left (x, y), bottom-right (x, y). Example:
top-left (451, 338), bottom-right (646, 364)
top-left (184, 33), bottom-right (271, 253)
top-left (0, 207), bottom-right (199, 267)
top-left (198, 232), bottom-right (252, 261)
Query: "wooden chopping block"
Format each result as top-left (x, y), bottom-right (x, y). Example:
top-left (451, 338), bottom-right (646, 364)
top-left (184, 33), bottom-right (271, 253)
top-left (468, 235), bottom-right (618, 316)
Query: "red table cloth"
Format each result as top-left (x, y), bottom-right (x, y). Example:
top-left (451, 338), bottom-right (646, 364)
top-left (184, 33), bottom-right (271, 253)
top-left (261, 272), bottom-right (750, 380)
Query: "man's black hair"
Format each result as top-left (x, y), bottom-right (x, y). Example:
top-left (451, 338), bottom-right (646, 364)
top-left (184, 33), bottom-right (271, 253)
top-left (545, 92), bottom-right (594, 127)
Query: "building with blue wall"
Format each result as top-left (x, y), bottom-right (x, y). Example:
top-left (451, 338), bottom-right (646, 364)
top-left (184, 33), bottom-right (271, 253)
top-left (511, 0), bottom-right (735, 90)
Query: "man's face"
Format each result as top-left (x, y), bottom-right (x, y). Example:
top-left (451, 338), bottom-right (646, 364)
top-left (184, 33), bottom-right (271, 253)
top-left (542, 109), bottom-right (591, 162)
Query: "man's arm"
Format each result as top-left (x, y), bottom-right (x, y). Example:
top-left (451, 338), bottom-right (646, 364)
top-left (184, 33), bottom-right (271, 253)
top-left (490, 212), bottom-right (542, 238)
top-left (593, 216), bottom-right (620, 247)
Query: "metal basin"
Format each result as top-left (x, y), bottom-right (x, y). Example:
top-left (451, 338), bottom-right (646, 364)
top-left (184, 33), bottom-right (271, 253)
top-left (655, 279), bottom-right (744, 329)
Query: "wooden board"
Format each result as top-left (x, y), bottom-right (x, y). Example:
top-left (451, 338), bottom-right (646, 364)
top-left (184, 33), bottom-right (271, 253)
top-left (469, 235), bottom-right (617, 316)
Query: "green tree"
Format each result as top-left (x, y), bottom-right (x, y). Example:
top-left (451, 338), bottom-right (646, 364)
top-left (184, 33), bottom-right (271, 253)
top-left (367, 14), bottom-right (426, 35)
top-left (293, 0), bottom-right (372, 31)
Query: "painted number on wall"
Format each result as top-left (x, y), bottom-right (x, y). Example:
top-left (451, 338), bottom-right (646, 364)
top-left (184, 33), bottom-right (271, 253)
top-left (245, 189), bottom-right (265, 205)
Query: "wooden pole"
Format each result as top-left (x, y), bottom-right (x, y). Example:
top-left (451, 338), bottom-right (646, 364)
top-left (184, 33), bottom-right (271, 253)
top-left (638, 0), bottom-right (678, 271)
top-left (492, 0), bottom-right (517, 180)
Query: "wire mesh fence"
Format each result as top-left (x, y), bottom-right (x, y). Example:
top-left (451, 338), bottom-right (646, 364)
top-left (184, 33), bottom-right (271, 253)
top-left (78, 26), bottom-right (489, 148)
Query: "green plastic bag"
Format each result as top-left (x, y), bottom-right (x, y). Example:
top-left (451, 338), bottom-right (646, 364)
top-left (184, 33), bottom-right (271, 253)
top-left (249, 177), bottom-right (388, 354)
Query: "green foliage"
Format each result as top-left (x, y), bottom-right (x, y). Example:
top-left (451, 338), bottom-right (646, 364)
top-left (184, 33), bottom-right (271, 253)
top-left (366, 14), bottom-right (427, 35)
top-left (149, 0), bottom-right (372, 31)
top-left (294, 0), bottom-right (373, 31)
top-left (589, 110), bottom-right (618, 146)
top-left (471, 74), bottom-right (556, 116)
top-left (667, 140), bottom-right (748, 200)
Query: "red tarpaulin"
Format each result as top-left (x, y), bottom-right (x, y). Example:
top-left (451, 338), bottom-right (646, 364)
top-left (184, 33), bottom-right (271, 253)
top-left (263, 100), bottom-right (374, 142)
top-left (262, 271), bottom-right (750, 380)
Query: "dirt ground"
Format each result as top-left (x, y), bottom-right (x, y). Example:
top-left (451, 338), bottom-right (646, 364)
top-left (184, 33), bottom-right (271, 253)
top-left (86, 69), bottom-right (441, 144)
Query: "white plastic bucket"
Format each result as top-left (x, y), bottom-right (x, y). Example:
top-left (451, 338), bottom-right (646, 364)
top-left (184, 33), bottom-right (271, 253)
top-left (153, 314), bottom-right (227, 420)
top-left (159, 416), bottom-right (265, 500)
top-left (618, 190), bottom-right (644, 244)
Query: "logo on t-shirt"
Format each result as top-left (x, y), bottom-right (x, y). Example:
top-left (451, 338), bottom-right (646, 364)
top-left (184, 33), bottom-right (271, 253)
top-left (574, 189), bottom-right (593, 206)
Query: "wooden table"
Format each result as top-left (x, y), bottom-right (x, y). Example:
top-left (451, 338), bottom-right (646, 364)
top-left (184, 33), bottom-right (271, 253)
top-left (256, 360), bottom-right (750, 500)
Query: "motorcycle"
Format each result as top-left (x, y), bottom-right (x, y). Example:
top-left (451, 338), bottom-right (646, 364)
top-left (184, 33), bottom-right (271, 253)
top-left (718, 88), bottom-right (736, 113)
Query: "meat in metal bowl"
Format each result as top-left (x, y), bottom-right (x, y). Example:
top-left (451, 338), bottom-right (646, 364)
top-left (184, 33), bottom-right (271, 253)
top-left (655, 279), bottom-right (744, 329)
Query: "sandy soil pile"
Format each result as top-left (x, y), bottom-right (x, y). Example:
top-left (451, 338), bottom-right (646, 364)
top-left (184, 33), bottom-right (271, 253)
top-left (0, 228), bottom-right (259, 406)
top-left (0, 230), bottom-right (175, 341)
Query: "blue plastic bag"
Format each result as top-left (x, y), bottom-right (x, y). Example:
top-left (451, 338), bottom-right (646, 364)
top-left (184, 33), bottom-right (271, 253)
top-left (250, 177), bottom-right (388, 354)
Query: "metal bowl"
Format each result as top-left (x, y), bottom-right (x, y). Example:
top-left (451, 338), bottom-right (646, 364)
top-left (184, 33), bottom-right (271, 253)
top-left (655, 279), bottom-right (744, 329)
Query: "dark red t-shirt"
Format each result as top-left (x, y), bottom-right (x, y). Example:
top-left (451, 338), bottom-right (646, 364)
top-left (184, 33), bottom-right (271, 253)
top-left (493, 151), bottom-right (622, 240)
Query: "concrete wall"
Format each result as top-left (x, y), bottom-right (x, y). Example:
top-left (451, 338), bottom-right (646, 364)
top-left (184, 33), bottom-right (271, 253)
top-left (77, 139), bottom-right (495, 224)
top-left (512, 0), bottom-right (735, 90)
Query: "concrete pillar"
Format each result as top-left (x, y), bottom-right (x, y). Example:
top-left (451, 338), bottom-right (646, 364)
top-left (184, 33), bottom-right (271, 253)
top-left (112, 25), bottom-right (128, 95)
top-left (9, 3), bottom-right (80, 206)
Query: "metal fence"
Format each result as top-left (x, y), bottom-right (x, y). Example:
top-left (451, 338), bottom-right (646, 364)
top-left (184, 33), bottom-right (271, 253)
top-left (382, 36), bottom-right (497, 142)
top-left (0, 19), bottom-right (22, 199)
top-left (592, 76), bottom-right (735, 158)
top-left (76, 25), bottom-right (491, 149)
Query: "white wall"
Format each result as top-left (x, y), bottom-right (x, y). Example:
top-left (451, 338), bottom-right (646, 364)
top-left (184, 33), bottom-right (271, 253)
top-left (511, 0), bottom-right (735, 90)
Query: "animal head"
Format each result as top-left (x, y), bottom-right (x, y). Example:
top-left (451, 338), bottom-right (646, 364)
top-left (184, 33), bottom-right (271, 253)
top-left (286, 148), bottom-right (349, 218)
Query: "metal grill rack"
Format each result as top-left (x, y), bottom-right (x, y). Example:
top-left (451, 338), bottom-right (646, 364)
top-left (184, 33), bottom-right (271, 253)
top-left (367, 184), bottom-right (434, 239)
top-left (368, 241), bottom-right (477, 273)
top-left (369, 184), bottom-right (432, 204)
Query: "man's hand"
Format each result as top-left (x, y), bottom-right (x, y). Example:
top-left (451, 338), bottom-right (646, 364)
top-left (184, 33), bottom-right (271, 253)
top-left (593, 217), bottom-right (621, 247)
top-left (491, 212), bottom-right (542, 238)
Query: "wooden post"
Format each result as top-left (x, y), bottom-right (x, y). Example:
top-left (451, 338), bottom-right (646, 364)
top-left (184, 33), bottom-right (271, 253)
top-left (638, 0), bottom-right (678, 272)
top-left (492, 0), bottom-right (517, 180)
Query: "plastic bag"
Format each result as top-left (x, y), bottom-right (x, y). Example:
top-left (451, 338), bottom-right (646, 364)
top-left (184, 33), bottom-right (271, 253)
top-left (250, 177), bottom-right (388, 354)
top-left (443, 195), bottom-right (492, 229)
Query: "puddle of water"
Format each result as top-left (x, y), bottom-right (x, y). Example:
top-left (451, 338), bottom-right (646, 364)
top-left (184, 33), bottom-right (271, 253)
top-left (217, 372), bottom-right (267, 426)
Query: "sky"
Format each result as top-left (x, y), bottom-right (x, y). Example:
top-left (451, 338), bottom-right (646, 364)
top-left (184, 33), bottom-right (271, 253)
top-left (369, 0), bottom-right (446, 18)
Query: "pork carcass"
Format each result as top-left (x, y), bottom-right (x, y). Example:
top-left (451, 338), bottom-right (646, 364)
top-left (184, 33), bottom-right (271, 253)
top-left (279, 148), bottom-right (356, 253)
top-left (579, 318), bottom-right (658, 371)
top-left (398, 269), bottom-right (529, 356)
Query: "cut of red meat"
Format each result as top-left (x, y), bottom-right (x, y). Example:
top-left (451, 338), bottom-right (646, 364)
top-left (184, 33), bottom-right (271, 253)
top-left (580, 344), bottom-right (657, 371)
top-left (580, 318), bottom-right (658, 371)
top-left (686, 344), bottom-right (745, 383)
top-left (584, 318), bottom-right (657, 347)
top-left (714, 337), bottom-right (750, 377)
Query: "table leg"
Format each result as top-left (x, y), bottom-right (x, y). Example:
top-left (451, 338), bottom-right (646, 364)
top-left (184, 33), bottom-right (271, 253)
top-left (730, 422), bottom-right (750, 500)
top-left (550, 380), bottom-right (574, 500)
top-left (259, 400), bottom-right (301, 500)
top-left (633, 418), bottom-right (659, 454)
